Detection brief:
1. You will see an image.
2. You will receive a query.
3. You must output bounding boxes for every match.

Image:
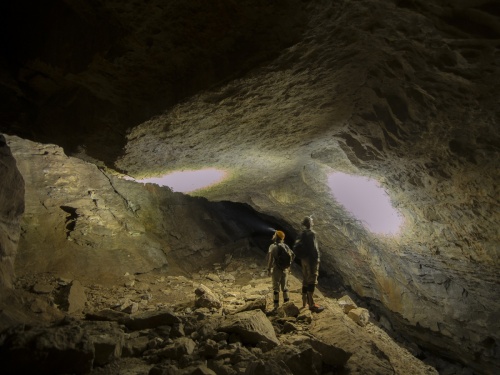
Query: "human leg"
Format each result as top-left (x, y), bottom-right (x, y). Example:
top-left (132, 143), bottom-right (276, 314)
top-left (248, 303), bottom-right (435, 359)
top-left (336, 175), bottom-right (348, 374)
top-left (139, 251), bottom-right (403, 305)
top-left (306, 260), bottom-right (324, 312)
top-left (281, 269), bottom-right (290, 303)
top-left (301, 260), bottom-right (311, 308)
top-left (271, 268), bottom-right (281, 309)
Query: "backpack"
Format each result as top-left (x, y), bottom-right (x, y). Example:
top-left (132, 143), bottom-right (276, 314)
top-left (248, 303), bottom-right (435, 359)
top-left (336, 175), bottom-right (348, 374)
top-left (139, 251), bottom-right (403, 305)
top-left (275, 243), bottom-right (294, 270)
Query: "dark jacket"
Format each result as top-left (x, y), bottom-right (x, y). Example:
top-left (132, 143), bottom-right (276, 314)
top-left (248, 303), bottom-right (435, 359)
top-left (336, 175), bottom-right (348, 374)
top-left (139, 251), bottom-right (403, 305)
top-left (294, 229), bottom-right (320, 261)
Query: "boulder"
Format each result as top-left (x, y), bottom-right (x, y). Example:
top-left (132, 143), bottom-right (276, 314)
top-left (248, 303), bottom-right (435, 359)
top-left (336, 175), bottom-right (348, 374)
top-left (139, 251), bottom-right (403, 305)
top-left (122, 335), bottom-right (150, 357)
top-left (218, 310), bottom-right (280, 347)
top-left (348, 307), bottom-right (370, 327)
top-left (195, 284), bottom-right (222, 309)
top-left (266, 343), bottom-right (322, 375)
top-left (233, 298), bottom-right (266, 314)
top-left (124, 309), bottom-right (181, 330)
top-left (159, 337), bottom-right (197, 360)
top-left (338, 295), bottom-right (357, 314)
top-left (85, 308), bottom-right (130, 323)
top-left (67, 280), bottom-right (88, 314)
top-left (287, 334), bottom-right (352, 367)
top-left (188, 365), bottom-right (217, 375)
top-left (244, 359), bottom-right (293, 375)
top-left (0, 322), bottom-right (94, 374)
top-left (277, 301), bottom-right (300, 318)
top-left (83, 321), bottom-right (125, 366)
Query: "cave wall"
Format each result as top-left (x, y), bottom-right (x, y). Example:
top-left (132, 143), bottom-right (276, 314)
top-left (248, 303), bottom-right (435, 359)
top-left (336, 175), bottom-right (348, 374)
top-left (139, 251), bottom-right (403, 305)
top-left (0, 0), bottom-right (499, 374)
top-left (5, 135), bottom-right (274, 285)
top-left (111, 1), bottom-right (500, 372)
top-left (0, 135), bottom-right (24, 289)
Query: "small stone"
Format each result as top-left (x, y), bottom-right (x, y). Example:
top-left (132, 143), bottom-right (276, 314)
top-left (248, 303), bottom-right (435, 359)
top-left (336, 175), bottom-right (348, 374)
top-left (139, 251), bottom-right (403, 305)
top-left (338, 295), bottom-right (357, 314)
top-left (206, 273), bottom-right (220, 282)
top-left (124, 280), bottom-right (135, 288)
top-left (32, 283), bottom-right (53, 294)
top-left (348, 307), bottom-right (370, 327)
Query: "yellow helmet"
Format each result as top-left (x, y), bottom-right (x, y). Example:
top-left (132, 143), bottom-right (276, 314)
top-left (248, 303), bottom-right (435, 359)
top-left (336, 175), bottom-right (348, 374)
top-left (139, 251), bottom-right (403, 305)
top-left (275, 230), bottom-right (285, 240)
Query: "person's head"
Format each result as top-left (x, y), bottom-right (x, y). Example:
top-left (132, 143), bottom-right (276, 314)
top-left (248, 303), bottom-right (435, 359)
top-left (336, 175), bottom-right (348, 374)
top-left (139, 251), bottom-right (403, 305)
top-left (273, 230), bottom-right (285, 243)
top-left (302, 216), bottom-right (313, 229)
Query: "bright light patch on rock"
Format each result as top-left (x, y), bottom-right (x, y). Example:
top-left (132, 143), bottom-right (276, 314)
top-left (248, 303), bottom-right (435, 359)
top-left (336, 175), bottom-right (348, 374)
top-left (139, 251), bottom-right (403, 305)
top-left (132, 168), bottom-right (226, 193)
top-left (328, 172), bottom-right (403, 235)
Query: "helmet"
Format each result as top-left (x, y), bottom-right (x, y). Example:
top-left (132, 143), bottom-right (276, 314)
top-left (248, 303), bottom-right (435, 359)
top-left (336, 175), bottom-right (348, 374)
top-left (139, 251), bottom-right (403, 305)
top-left (302, 216), bottom-right (312, 228)
top-left (275, 230), bottom-right (285, 240)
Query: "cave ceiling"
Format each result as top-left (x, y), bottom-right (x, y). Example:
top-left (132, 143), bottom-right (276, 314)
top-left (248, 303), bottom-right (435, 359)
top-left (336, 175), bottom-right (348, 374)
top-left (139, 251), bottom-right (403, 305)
top-left (0, 0), bottom-right (499, 373)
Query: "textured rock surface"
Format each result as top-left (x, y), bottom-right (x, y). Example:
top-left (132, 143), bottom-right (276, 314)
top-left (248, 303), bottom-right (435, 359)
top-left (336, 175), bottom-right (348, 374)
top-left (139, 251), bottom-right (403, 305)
top-left (0, 135), bottom-right (24, 289)
top-left (218, 309), bottom-right (281, 347)
top-left (114, 1), bottom-right (500, 373)
top-left (2, 255), bottom-right (439, 374)
top-left (0, 0), bottom-right (499, 374)
top-left (5, 136), bottom-right (275, 285)
top-left (0, 0), bottom-right (307, 164)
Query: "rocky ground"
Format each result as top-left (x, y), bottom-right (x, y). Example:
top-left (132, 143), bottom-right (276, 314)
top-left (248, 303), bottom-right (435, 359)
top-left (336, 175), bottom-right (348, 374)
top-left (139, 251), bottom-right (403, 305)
top-left (3, 244), bottom-right (462, 375)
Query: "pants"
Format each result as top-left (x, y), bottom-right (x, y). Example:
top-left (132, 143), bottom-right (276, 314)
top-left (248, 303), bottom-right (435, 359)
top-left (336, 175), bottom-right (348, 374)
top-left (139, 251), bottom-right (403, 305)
top-left (301, 257), bottom-right (319, 287)
top-left (272, 267), bottom-right (290, 306)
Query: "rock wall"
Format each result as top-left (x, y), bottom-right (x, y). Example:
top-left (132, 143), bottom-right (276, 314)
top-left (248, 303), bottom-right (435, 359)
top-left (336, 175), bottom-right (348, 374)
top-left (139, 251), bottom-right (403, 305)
top-left (113, 1), bottom-right (500, 373)
top-left (0, 135), bottom-right (24, 289)
top-left (5, 136), bottom-right (277, 285)
top-left (0, 0), bottom-right (499, 374)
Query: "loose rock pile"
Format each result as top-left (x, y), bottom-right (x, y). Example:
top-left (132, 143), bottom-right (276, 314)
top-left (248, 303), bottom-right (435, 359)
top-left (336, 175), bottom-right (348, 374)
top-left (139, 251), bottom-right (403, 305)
top-left (1, 250), bottom-right (438, 375)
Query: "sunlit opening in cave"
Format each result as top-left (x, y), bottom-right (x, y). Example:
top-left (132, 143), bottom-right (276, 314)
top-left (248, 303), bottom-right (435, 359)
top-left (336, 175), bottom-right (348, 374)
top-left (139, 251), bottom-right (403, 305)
top-left (328, 172), bottom-right (404, 235)
top-left (131, 168), bottom-right (227, 193)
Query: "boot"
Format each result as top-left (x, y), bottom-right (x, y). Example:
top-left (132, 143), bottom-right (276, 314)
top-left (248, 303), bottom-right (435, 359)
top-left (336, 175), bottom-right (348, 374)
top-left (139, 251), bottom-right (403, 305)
top-left (302, 293), bottom-right (307, 308)
top-left (273, 291), bottom-right (279, 310)
top-left (283, 289), bottom-right (290, 304)
top-left (307, 291), bottom-right (324, 313)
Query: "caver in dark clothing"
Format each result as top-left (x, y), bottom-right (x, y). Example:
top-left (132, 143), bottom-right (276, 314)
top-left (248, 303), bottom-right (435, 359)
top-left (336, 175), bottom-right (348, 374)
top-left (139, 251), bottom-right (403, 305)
top-left (294, 216), bottom-right (324, 313)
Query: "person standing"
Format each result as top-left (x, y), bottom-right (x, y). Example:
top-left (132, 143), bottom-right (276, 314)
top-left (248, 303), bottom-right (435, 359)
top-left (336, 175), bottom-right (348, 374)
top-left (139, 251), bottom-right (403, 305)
top-left (267, 230), bottom-right (294, 310)
top-left (294, 216), bottom-right (324, 313)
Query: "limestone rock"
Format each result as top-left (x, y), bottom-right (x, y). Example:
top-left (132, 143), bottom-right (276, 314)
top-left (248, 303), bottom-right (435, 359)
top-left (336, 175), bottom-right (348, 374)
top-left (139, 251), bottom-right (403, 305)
top-left (187, 365), bottom-right (217, 375)
top-left (32, 282), bottom-right (54, 294)
top-left (348, 307), bottom-right (370, 327)
top-left (124, 310), bottom-right (181, 331)
top-left (2, 0), bottom-right (500, 372)
top-left (218, 310), bottom-right (280, 347)
top-left (207, 360), bottom-right (238, 375)
top-left (122, 335), bottom-right (150, 357)
top-left (83, 321), bottom-right (125, 366)
top-left (85, 308), bottom-right (130, 323)
top-left (6, 136), bottom-right (170, 282)
top-left (244, 359), bottom-right (293, 375)
top-left (338, 295), bottom-right (357, 314)
top-left (282, 321), bottom-right (299, 334)
top-left (200, 339), bottom-right (219, 358)
top-left (277, 301), bottom-right (300, 318)
top-left (67, 280), bottom-right (87, 314)
top-left (195, 284), bottom-right (222, 309)
top-left (287, 334), bottom-right (352, 368)
top-left (159, 337), bottom-right (197, 360)
top-left (0, 135), bottom-right (24, 289)
top-left (266, 343), bottom-right (323, 375)
top-left (0, 322), bottom-right (95, 374)
top-left (120, 300), bottom-right (139, 314)
top-left (233, 298), bottom-right (266, 314)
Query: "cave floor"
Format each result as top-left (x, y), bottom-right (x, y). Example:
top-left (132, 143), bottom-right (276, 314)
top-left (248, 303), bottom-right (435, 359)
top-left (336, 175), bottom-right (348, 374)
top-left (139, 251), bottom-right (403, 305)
top-left (5, 245), bottom-right (443, 375)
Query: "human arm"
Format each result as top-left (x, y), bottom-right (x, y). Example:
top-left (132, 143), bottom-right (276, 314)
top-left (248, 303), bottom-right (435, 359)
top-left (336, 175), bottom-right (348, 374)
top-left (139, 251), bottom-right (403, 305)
top-left (266, 245), bottom-right (275, 275)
